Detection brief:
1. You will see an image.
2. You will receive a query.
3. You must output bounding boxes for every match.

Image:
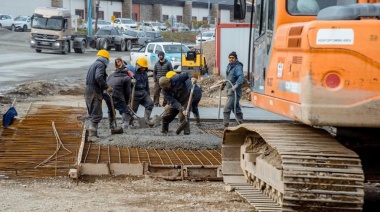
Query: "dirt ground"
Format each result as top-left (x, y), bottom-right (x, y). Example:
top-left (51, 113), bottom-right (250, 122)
top-left (0, 29), bottom-right (256, 211)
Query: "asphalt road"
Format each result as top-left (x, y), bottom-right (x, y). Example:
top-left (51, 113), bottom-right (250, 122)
top-left (0, 32), bottom-right (131, 92)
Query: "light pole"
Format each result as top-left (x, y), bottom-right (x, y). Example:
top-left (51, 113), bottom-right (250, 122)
top-left (207, 0), bottom-right (210, 24)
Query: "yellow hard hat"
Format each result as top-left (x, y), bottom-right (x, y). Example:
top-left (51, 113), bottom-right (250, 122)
top-left (97, 49), bottom-right (110, 60)
top-left (136, 57), bottom-right (148, 68)
top-left (166, 71), bottom-right (177, 79)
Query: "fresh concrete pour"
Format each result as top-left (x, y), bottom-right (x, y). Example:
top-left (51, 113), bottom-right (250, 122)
top-left (93, 119), bottom-right (224, 150)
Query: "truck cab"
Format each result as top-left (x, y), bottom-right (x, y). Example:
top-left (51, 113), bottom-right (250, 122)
top-left (30, 7), bottom-right (89, 54)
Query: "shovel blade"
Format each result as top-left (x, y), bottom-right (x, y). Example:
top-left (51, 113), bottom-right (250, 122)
top-left (111, 127), bottom-right (124, 134)
top-left (175, 120), bottom-right (188, 135)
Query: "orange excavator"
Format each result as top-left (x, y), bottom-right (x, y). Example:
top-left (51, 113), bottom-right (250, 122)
top-left (222, 0), bottom-right (380, 211)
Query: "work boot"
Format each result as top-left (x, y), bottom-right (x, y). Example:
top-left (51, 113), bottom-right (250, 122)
top-left (88, 122), bottom-right (99, 142)
top-left (161, 122), bottom-right (169, 134)
top-left (236, 113), bottom-right (244, 125)
top-left (223, 112), bottom-right (230, 129)
top-left (122, 113), bottom-right (131, 130)
top-left (193, 111), bottom-right (201, 126)
top-left (144, 109), bottom-right (154, 127)
top-left (108, 112), bottom-right (115, 130)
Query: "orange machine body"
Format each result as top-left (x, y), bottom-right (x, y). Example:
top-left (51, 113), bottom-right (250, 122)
top-left (251, 0), bottom-right (380, 128)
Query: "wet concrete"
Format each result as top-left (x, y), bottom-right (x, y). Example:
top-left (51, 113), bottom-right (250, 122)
top-left (92, 119), bottom-right (224, 150)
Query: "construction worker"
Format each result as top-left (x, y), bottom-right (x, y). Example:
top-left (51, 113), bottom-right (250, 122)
top-left (223, 51), bottom-right (244, 128)
top-left (166, 71), bottom-right (202, 126)
top-left (84, 49), bottom-right (113, 142)
top-left (153, 51), bottom-right (174, 107)
top-left (103, 57), bottom-right (133, 130)
top-left (159, 72), bottom-right (198, 135)
top-left (132, 57), bottom-right (154, 127)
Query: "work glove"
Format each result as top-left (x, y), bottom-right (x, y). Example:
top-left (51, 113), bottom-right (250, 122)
top-left (182, 110), bottom-right (188, 116)
top-left (191, 78), bottom-right (197, 84)
top-left (232, 84), bottom-right (238, 91)
top-left (164, 104), bottom-right (171, 111)
top-left (131, 78), bottom-right (136, 84)
top-left (106, 86), bottom-right (113, 93)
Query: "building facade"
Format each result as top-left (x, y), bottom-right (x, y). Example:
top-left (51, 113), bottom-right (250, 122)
top-left (0, 0), bottom-right (252, 27)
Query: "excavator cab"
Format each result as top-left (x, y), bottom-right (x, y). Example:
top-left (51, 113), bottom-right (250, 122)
top-left (222, 0), bottom-right (380, 211)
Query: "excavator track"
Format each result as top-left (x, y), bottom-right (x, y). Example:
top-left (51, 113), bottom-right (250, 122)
top-left (222, 123), bottom-right (364, 211)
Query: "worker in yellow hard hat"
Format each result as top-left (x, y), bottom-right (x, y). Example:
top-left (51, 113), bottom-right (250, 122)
top-left (131, 57), bottom-right (154, 127)
top-left (165, 71), bottom-right (202, 126)
top-left (84, 49), bottom-right (113, 142)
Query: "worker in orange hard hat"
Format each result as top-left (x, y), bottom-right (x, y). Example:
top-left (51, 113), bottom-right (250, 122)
top-left (84, 49), bottom-right (113, 142)
top-left (131, 57), bottom-right (154, 127)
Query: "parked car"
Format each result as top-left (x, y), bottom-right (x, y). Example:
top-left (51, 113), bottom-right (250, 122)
top-left (113, 18), bottom-right (137, 31)
top-left (158, 22), bottom-right (167, 31)
top-left (93, 20), bottom-right (111, 30)
top-left (130, 42), bottom-right (191, 72)
top-left (142, 21), bottom-right (161, 32)
top-left (14, 15), bottom-right (31, 31)
top-left (123, 29), bottom-right (151, 46)
top-left (82, 20), bottom-right (111, 30)
top-left (145, 31), bottom-right (164, 42)
top-left (195, 30), bottom-right (215, 44)
top-left (174, 23), bottom-right (190, 32)
top-left (0, 14), bottom-right (15, 31)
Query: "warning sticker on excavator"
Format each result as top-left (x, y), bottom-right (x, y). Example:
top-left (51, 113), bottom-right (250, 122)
top-left (316, 29), bottom-right (354, 45)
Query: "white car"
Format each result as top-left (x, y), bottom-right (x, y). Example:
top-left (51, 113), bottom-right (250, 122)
top-left (142, 22), bottom-right (161, 32)
top-left (0, 14), bottom-right (15, 31)
top-left (195, 30), bottom-right (215, 44)
top-left (113, 18), bottom-right (137, 31)
top-left (14, 16), bottom-right (31, 32)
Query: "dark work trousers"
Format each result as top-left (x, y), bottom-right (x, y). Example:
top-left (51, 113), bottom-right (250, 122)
top-left (103, 93), bottom-right (130, 115)
top-left (162, 100), bottom-right (190, 133)
top-left (84, 86), bottom-right (104, 123)
top-left (132, 91), bottom-right (154, 113)
top-left (153, 81), bottom-right (167, 106)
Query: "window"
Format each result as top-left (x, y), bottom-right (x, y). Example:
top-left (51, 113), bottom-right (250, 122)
top-left (202, 17), bottom-right (207, 21)
top-left (98, 11), bottom-right (104, 20)
top-left (156, 45), bottom-right (163, 52)
top-left (147, 44), bottom-right (155, 53)
top-left (113, 12), bottom-right (121, 18)
top-left (192, 16), bottom-right (197, 21)
top-left (132, 13), bottom-right (137, 21)
top-left (176, 16), bottom-right (182, 23)
top-left (162, 15), bottom-right (168, 21)
top-left (75, 9), bottom-right (84, 19)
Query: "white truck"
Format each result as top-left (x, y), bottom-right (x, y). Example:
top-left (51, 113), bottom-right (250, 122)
top-left (129, 42), bottom-right (191, 73)
top-left (30, 7), bottom-right (90, 54)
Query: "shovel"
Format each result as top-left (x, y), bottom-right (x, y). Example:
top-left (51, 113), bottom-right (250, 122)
top-left (107, 93), bottom-right (123, 134)
top-left (176, 83), bottom-right (195, 135)
top-left (2, 98), bottom-right (18, 128)
top-left (130, 82), bottom-right (147, 128)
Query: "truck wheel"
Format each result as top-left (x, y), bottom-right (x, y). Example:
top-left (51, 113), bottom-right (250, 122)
top-left (35, 49), bottom-right (42, 53)
top-left (75, 41), bottom-right (86, 53)
top-left (22, 25), bottom-right (27, 32)
top-left (101, 38), bottom-right (108, 50)
top-left (116, 40), bottom-right (125, 51)
top-left (125, 40), bottom-right (132, 51)
top-left (96, 38), bottom-right (102, 50)
top-left (62, 41), bottom-right (69, 54)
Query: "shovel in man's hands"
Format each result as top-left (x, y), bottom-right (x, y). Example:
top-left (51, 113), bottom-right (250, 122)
top-left (176, 82), bottom-right (195, 135)
top-left (107, 93), bottom-right (124, 134)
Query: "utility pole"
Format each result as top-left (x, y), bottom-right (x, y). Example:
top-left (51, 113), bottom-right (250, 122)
top-left (87, 0), bottom-right (92, 35)
top-left (94, 0), bottom-right (100, 34)
top-left (207, 0), bottom-right (210, 24)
